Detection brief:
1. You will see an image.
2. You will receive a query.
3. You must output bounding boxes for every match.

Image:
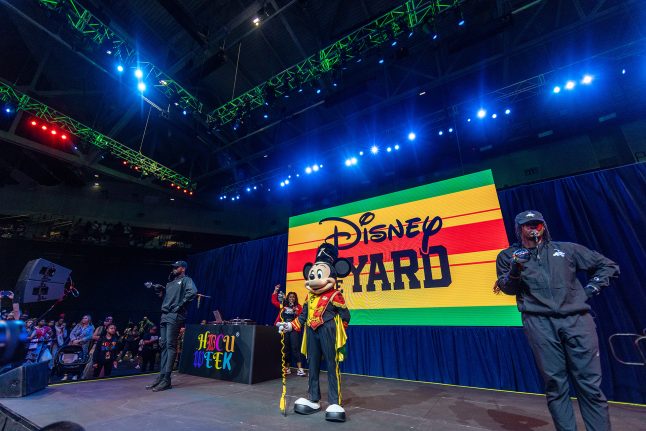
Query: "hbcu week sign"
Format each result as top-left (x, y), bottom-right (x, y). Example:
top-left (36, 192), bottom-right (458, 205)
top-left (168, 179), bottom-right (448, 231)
top-left (286, 170), bottom-right (521, 326)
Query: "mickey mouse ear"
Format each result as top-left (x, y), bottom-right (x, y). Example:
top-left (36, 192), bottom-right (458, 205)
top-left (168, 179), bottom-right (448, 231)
top-left (302, 263), bottom-right (314, 280)
top-left (334, 258), bottom-right (352, 278)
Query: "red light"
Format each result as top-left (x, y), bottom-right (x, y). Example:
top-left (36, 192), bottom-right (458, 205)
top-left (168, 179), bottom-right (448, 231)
top-left (31, 121), bottom-right (37, 126)
top-left (189, 191), bottom-right (194, 196)
top-left (176, 186), bottom-right (181, 190)
top-left (122, 161), bottom-right (127, 165)
top-left (171, 183), bottom-right (175, 187)
top-left (51, 130), bottom-right (57, 135)
top-left (183, 189), bottom-right (188, 194)
top-left (61, 135), bottom-right (67, 140)
top-left (41, 125), bottom-right (47, 130)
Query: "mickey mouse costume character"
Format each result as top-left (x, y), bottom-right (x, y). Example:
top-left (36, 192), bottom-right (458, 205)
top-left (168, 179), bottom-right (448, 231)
top-left (276, 243), bottom-right (352, 422)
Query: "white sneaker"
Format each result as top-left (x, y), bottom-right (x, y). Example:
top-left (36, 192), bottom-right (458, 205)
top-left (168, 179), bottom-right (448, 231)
top-left (135, 365), bottom-right (140, 369)
top-left (297, 368), bottom-right (306, 376)
top-left (284, 368), bottom-right (291, 375)
top-left (61, 375), bottom-right (68, 381)
top-left (71, 375), bottom-right (78, 381)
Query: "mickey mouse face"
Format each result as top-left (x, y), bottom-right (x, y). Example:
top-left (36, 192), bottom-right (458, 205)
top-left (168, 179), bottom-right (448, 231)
top-left (308, 263), bottom-right (332, 282)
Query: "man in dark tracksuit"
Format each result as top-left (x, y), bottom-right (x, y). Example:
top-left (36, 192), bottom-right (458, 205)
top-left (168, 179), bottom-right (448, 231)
top-left (146, 260), bottom-right (197, 392)
top-left (496, 210), bottom-right (619, 431)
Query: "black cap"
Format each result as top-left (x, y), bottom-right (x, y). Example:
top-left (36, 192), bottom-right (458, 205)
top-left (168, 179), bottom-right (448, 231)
top-left (514, 210), bottom-right (545, 225)
top-left (172, 260), bottom-right (188, 268)
top-left (315, 243), bottom-right (338, 266)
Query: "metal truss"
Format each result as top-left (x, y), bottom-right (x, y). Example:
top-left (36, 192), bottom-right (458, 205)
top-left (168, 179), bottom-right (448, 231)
top-left (0, 81), bottom-right (195, 190)
top-left (36, 0), bottom-right (203, 115)
top-left (206, 0), bottom-right (464, 126)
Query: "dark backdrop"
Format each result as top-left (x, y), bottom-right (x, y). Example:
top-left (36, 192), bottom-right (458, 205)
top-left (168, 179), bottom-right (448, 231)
top-left (188, 163), bottom-right (646, 403)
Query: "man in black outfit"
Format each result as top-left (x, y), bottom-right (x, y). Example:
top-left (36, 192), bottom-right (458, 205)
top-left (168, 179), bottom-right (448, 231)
top-left (146, 260), bottom-right (197, 392)
top-left (495, 210), bottom-right (619, 431)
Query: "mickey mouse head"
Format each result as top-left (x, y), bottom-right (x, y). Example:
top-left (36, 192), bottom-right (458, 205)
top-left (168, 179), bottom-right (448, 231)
top-left (302, 243), bottom-right (352, 295)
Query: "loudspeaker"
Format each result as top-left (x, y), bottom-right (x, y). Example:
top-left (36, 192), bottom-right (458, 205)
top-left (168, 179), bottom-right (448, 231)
top-left (0, 361), bottom-right (49, 397)
top-left (15, 258), bottom-right (72, 303)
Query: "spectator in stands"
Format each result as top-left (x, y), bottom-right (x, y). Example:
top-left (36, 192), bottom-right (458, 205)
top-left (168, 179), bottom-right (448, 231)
top-left (92, 324), bottom-right (120, 378)
top-left (63, 315), bottom-right (94, 381)
top-left (52, 316), bottom-right (68, 359)
top-left (140, 326), bottom-right (160, 372)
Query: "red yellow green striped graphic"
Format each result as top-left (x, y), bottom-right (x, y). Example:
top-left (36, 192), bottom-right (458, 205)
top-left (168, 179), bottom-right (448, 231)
top-left (286, 170), bottom-right (520, 326)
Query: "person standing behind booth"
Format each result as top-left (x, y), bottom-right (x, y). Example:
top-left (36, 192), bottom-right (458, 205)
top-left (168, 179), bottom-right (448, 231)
top-left (271, 284), bottom-right (306, 376)
top-left (495, 210), bottom-right (619, 431)
top-left (146, 260), bottom-right (197, 392)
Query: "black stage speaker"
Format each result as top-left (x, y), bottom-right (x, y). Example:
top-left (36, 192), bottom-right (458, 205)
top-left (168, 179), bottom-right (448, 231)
top-left (15, 258), bottom-right (72, 303)
top-left (0, 361), bottom-right (49, 397)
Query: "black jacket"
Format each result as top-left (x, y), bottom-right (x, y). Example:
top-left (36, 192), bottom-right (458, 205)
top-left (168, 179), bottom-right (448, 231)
top-left (496, 241), bottom-right (619, 316)
top-left (160, 275), bottom-right (197, 322)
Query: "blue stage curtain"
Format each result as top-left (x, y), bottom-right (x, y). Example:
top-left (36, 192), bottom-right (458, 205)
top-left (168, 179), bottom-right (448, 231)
top-left (187, 235), bottom-right (288, 325)
top-left (188, 163), bottom-right (646, 403)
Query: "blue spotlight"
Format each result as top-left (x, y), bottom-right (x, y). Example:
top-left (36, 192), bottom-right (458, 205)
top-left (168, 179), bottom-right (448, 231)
top-left (371, 145), bottom-right (379, 155)
top-left (117, 65), bottom-right (124, 73)
top-left (359, 151), bottom-right (364, 156)
top-left (432, 33), bottom-right (438, 40)
top-left (408, 31), bottom-right (414, 38)
top-left (467, 118), bottom-right (471, 122)
top-left (263, 113), bottom-right (268, 119)
top-left (477, 108), bottom-right (487, 119)
top-left (305, 166), bottom-right (312, 174)
top-left (394, 144), bottom-right (400, 150)
top-left (312, 164), bottom-right (320, 172)
top-left (438, 130), bottom-right (443, 136)
top-left (505, 109), bottom-right (511, 115)
top-left (581, 74), bottom-right (593, 85)
top-left (319, 164), bottom-right (323, 168)
top-left (448, 128), bottom-right (453, 133)
top-left (134, 69), bottom-right (143, 79)
top-left (408, 132), bottom-right (416, 141)
top-left (253, 186), bottom-right (257, 190)
top-left (280, 181), bottom-right (285, 187)
top-left (246, 187), bottom-right (251, 192)
top-left (315, 88), bottom-right (321, 94)
top-left (491, 113), bottom-right (497, 119)
top-left (553, 86), bottom-right (561, 93)
top-left (378, 58), bottom-right (384, 64)
top-left (5, 107), bottom-right (11, 113)
top-left (386, 147), bottom-right (392, 152)
top-left (345, 159), bottom-right (352, 167)
top-left (284, 179), bottom-right (289, 185)
top-left (621, 68), bottom-right (626, 75)
top-left (351, 157), bottom-right (358, 165)
top-left (137, 82), bottom-right (146, 92)
top-left (182, 110), bottom-right (187, 115)
top-left (391, 40), bottom-right (398, 47)
top-left (458, 19), bottom-right (465, 26)
top-left (564, 80), bottom-right (576, 90)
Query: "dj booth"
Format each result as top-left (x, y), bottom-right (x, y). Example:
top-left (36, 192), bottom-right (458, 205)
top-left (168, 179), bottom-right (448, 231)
top-left (178, 323), bottom-right (282, 384)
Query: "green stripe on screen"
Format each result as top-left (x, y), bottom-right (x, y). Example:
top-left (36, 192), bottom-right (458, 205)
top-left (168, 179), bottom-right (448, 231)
top-left (289, 170), bottom-right (495, 228)
top-left (350, 305), bottom-right (521, 326)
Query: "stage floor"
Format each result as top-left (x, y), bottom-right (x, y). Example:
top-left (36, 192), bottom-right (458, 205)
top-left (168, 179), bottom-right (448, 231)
top-left (1, 371), bottom-right (644, 431)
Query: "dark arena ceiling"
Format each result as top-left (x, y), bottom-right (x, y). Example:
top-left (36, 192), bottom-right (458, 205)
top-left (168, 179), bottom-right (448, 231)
top-left (0, 0), bottom-right (644, 221)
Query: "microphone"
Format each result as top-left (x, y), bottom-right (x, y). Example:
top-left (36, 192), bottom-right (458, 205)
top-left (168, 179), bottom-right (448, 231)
top-left (530, 231), bottom-right (539, 243)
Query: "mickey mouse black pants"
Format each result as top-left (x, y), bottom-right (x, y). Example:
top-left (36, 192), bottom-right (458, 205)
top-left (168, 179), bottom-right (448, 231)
top-left (306, 320), bottom-right (341, 405)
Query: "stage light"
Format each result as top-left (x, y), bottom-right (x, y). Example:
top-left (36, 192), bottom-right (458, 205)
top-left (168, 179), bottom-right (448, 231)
top-left (246, 187), bottom-right (251, 192)
top-left (371, 145), bottom-right (379, 155)
top-left (74, 146), bottom-right (78, 150)
top-left (117, 65), bottom-right (124, 72)
top-left (236, 196), bottom-right (240, 200)
top-left (565, 80), bottom-right (576, 90)
top-left (391, 40), bottom-right (398, 47)
top-left (285, 179), bottom-right (289, 185)
top-left (319, 164), bottom-right (323, 168)
top-left (280, 181), bottom-right (285, 187)
top-left (106, 50), bottom-right (112, 55)
top-left (359, 151), bottom-right (364, 156)
top-left (438, 130), bottom-right (443, 136)
top-left (231, 197), bottom-right (235, 201)
top-left (408, 31), bottom-right (414, 38)
top-left (477, 109), bottom-right (486, 119)
top-left (253, 186), bottom-right (257, 190)
top-left (182, 110), bottom-right (187, 115)
top-left (491, 113), bottom-right (497, 119)
top-left (288, 175), bottom-right (291, 179)
top-left (394, 144), bottom-right (400, 150)
top-left (41, 125), bottom-right (47, 130)
top-left (94, 182), bottom-right (100, 187)
top-left (31, 120), bottom-right (37, 126)
top-left (387, 147), bottom-right (392, 152)
top-left (408, 132), bottom-right (416, 141)
top-left (378, 58), bottom-right (384, 64)
top-left (448, 128), bottom-right (454, 133)
top-left (432, 33), bottom-right (438, 40)
top-left (263, 113), bottom-right (268, 119)
top-left (351, 157), bottom-right (357, 165)
top-left (419, 91), bottom-right (426, 96)
top-left (581, 74), bottom-right (593, 85)
top-left (467, 118), bottom-right (471, 122)
top-left (5, 107), bottom-right (11, 113)
top-left (505, 109), bottom-right (511, 115)
top-left (345, 159), bottom-right (352, 167)
top-left (253, 17), bottom-right (261, 26)
top-left (312, 164), bottom-right (319, 172)
top-left (51, 130), bottom-right (57, 135)
top-left (621, 68), bottom-right (626, 75)
top-left (458, 18), bottom-right (465, 26)
top-left (134, 69), bottom-right (143, 79)
top-left (305, 166), bottom-right (312, 174)
top-left (553, 86), bottom-right (561, 93)
top-left (137, 82), bottom-right (146, 92)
